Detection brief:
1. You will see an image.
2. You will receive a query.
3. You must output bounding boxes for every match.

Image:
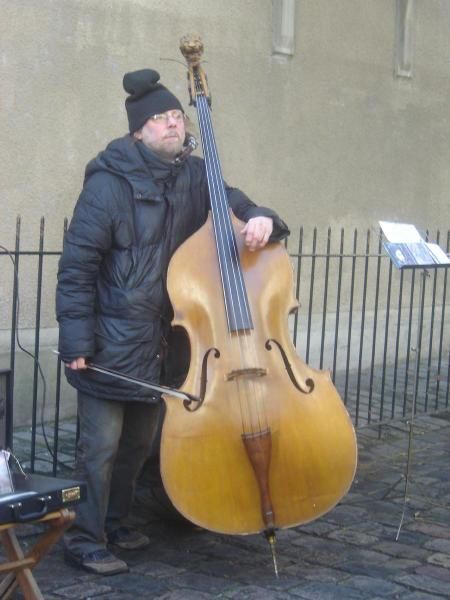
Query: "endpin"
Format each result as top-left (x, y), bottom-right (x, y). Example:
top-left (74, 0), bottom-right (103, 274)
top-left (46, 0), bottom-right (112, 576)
top-left (264, 529), bottom-right (279, 578)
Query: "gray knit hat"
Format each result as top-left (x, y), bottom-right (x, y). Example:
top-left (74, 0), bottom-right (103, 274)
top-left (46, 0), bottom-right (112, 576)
top-left (123, 69), bottom-right (183, 133)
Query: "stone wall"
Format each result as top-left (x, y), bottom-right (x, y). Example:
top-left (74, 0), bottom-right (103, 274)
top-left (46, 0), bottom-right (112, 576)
top-left (1, 1), bottom-right (449, 424)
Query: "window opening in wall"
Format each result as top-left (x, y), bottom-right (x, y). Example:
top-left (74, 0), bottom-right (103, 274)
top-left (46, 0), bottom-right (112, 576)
top-left (272, 0), bottom-right (296, 58)
top-left (394, 0), bottom-right (414, 78)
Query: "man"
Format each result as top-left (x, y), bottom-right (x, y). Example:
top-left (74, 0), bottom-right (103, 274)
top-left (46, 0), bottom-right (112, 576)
top-left (56, 68), bottom-right (289, 575)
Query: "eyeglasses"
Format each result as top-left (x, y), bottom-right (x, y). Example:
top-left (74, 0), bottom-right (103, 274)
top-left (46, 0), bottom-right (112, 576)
top-left (150, 110), bottom-right (185, 124)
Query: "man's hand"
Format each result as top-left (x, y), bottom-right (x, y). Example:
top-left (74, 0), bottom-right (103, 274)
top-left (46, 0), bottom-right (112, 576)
top-left (241, 216), bottom-right (273, 252)
top-left (68, 357), bottom-right (88, 370)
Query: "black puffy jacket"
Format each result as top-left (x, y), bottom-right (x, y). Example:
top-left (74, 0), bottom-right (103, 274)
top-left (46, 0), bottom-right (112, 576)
top-left (56, 135), bottom-right (289, 402)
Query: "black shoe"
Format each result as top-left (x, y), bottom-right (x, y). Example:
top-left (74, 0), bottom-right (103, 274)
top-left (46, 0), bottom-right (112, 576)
top-left (64, 547), bottom-right (129, 575)
top-left (107, 526), bottom-right (150, 550)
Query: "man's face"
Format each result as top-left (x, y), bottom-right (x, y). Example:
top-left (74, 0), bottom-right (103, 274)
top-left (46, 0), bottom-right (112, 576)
top-left (135, 110), bottom-right (186, 161)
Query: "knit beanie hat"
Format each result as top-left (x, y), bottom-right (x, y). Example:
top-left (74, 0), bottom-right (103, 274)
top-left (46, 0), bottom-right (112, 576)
top-left (123, 69), bottom-right (183, 133)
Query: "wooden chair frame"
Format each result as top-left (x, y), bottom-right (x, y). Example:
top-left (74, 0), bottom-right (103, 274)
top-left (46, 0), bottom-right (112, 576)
top-left (0, 508), bottom-right (75, 600)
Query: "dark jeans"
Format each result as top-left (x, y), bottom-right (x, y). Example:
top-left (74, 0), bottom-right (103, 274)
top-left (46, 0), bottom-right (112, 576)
top-left (64, 390), bottom-right (161, 556)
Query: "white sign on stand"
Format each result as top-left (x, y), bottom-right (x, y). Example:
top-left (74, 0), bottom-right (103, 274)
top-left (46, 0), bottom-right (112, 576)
top-left (379, 221), bottom-right (450, 268)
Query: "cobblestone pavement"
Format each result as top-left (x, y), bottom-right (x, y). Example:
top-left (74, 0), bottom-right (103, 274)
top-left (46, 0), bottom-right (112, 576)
top-left (4, 411), bottom-right (450, 599)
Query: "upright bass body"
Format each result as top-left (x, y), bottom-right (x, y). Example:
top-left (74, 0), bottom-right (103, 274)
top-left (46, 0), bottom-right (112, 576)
top-left (160, 212), bottom-right (357, 535)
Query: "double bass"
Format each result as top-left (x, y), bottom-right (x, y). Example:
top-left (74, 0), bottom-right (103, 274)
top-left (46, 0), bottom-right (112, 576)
top-left (159, 34), bottom-right (358, 571)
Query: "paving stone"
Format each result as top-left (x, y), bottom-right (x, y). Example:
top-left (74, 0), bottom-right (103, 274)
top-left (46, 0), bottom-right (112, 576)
top-left (291, 540), bottom-right (392, 571)
top-left (14, 594), bottom-right (62, 600)
top-left (320, 505), bottom-right (369, 527)
top-left (415, 564), bottom-right (450, 582)
top-left (391, 527), bottom-right (435, 548)
top-left (225, 584), bottom-right (295, 599)
top-left (371, 540), bottom-right (430, 561)
top-left (424, 538), bottom-right (450, 553)
top-left (285, 564), bottom-right (347, 583)
top-left (131, 559), bottom-right (186, 578)
top-left (99, 573), bottom-right (169, 596)
top-left (413, 415), bottom-right (450, 430)
top-left (158, 589), bottom-right (218, 599)
top-left (100, 594), bottom-right (145, 600)
top-left (343, 556), bottom-right (421, 578)
top-left (327, 528), bottom-right (380, 546)
top-left (295, 520), bottom-right (338, 536)
top-left (195, 557), bottom-right (258, 578)
top-left (342, 574), bottom-right (407, 597)
top-left (237, 568), bottom-right (304, 591)
top-left (192, 538), bottom-right (260, 562)
top-left (425, 506), bottom-right (450, 523)
top-left (397, 592), bottom-right (449, 600)
top-left (50, 581), bottom-right (114, 598)
top-left (426, 552), bottom-right (450, 569)
top-left (394, 573), bottom-right (450, 596)
top-left (287, 542), bottom-right (348, 568)
top-left (160, 571), bottom-right (236, 595)
top-left (406, 521), bottom-right (450, 539)
top-left (362, 500), bottom-right (409, 528)
top-left (13, 430), bottom-right (35, 441)
top-left (289, 580), bottom-right (372, 599)
top-left (340, 518), bottom-right (387, 536)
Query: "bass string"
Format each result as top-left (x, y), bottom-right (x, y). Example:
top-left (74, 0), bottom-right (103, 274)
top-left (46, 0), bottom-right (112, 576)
top-left (194, 87), bottom-right (268, 436)
top-left (197, 99), bottom-right (262, 435)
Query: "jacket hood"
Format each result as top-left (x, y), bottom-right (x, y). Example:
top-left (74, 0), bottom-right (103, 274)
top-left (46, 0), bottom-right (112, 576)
top-left (84, 135), bottom-right (183, 199)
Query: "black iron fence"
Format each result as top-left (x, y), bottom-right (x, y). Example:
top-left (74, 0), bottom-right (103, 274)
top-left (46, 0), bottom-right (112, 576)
top-left (290, 227), bottom-right (450, 428)
top-left (1, 218), bottom-right (449, 474)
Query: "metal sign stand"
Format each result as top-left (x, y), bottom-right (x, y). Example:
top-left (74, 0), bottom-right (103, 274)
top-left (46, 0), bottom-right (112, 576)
top-left (394, 266), bottom-right (427, 540)
top-left (379, 223), bottom-right (449, 539)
